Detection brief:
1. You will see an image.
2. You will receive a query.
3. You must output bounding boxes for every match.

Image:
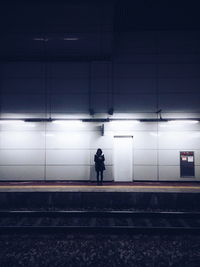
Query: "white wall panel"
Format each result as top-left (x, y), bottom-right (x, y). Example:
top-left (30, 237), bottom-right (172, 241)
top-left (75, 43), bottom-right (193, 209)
top-left (195, 166), bottom-right (200, 179)
top-left (46, 122), bottom-right (92, 132)
top-left (159, 166), bottom-right (181, 180)
top-left (46, 166), bottom-right (90, 180)
top-left (106, 122), bottom-right (157, 132)
top-left (0, 132), bottom-right (45, 149)
top-left (134, 150), bottom-right (157, 165)
top-left (158, 132), bottom-right (200, 149)
top-left (46, 150), bottom-right (90, 165)
top-left (159, 150), bottom-right (180, 166)
top-left (134, 166), bottom-right (157, 181)
top-left (46, 132), bottom-right (90, 149)
top-left (133, 132), bottom-right (157, 149)
top-left (0, 166), bottom-right (44, 180)
top-left (195, 151), bottom-right (200, 165)
top-left (0, 122), bottom-right (45, 132)
top-left (0, 150), bottom-right (44, 165)
top-left (90, 133), bottom-right (113, 149)
top-left (158, 122), bottom-right (200, 131)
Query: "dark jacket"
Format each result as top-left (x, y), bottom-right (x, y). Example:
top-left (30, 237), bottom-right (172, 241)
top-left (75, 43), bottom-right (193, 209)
top-left (94, 154), bottom-right (105, 172)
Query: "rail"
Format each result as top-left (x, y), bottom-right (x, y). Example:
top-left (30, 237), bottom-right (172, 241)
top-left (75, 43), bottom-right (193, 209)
top-left (0, 210), bottom-right (200, 234)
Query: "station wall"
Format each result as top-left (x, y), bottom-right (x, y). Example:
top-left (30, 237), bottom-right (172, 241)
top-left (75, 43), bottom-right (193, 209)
top-left (0, 30), bottom-right (200, 181)
top-left (0, 30), bottom-right (200, 117)
top-left (0, 121), bottom-right (199, 181)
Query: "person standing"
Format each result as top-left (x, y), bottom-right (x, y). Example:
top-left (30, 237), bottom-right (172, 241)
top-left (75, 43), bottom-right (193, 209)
top-left (94, 148), bottom-right (105, 185)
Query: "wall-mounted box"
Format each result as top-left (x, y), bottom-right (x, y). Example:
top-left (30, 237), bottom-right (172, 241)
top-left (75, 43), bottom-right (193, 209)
top-left (180, 151), bottom-right (195, 177)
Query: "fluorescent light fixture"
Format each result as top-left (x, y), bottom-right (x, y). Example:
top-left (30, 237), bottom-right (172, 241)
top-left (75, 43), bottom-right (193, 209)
top-left (33, 38), bottom-right (49, 42)
top-left (63, 37), bottom-right (79, 41)
top-left (168, 120), bottom-right (199, 124)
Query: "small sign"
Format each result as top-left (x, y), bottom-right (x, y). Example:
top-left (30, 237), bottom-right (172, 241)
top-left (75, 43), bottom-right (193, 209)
top-left (181, 156), bottom-right (187, 161)
top-left (188, 156), bottom-right (194, 162)
top-left (180, 151), bottom-right (195, 177)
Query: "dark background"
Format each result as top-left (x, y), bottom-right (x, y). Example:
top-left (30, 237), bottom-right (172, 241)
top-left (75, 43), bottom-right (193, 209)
top-left (0, 0), bottom-right (200, 117)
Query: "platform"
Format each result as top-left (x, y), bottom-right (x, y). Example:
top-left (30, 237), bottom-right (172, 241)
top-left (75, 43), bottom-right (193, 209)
top-left (0, 181), bottom-right (200, 193)
top-left (0, 181), bottom-right (200, 211)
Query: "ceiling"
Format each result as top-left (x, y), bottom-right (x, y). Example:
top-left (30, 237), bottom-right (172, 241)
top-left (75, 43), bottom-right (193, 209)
top-left (0, 0), bottom-right (199, 61)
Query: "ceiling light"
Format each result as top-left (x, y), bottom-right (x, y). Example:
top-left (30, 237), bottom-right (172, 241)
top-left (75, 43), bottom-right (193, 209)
top-left (63, 37), bottom-right (79, 41)
top-left (33, 38), bottom-right (49, 42)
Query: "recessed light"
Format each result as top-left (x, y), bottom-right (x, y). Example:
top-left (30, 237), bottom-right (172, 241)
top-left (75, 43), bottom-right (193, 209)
top-left (63, 37), bottom-right (79, 41)
top-left (33, 38), bottom-right (49, 42)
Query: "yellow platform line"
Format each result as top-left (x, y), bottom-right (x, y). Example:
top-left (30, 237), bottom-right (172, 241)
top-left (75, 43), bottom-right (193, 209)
top-left (0, 185), bottom-right (200, 190)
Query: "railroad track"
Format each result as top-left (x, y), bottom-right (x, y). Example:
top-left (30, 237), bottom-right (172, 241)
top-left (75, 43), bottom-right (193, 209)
top-left (0, 210), bottom-right (200, 234)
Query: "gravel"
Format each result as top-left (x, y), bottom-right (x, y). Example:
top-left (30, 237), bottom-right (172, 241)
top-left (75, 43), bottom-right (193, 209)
top-left (0, 234), bottom-right (200, 267)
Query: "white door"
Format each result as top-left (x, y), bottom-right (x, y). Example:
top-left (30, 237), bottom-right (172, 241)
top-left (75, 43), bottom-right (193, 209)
top-left (113, 136), bottom-right (133, 182)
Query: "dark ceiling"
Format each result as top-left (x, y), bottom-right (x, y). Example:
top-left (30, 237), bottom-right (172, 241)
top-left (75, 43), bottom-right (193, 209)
top-left (0, 0), bottom-right (199, 61)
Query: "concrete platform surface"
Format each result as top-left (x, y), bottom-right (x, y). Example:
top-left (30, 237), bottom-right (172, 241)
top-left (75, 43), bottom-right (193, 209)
top-left (0, 181), bottom-right (200, 193)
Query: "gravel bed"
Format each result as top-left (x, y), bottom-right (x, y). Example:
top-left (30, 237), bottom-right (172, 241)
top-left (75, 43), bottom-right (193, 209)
top-left (0, 234), bottom-right (200, 267)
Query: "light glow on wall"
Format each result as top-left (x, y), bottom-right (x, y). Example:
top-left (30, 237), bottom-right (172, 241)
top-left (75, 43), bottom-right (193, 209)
top-left (110, 120), bottom-right (140, 126)
top-left (109, 120), bottom-right (140, 131)
top-left (52, 120), bottom-right (84, 127)
top-left (168, 120), bottom-right (199, 125)
top-left (0, 120), bottom-right (36, 128)
top-left (0, 120), bottom-right (25, 125)
top-left (160, 120), bottom-right (199, 128)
